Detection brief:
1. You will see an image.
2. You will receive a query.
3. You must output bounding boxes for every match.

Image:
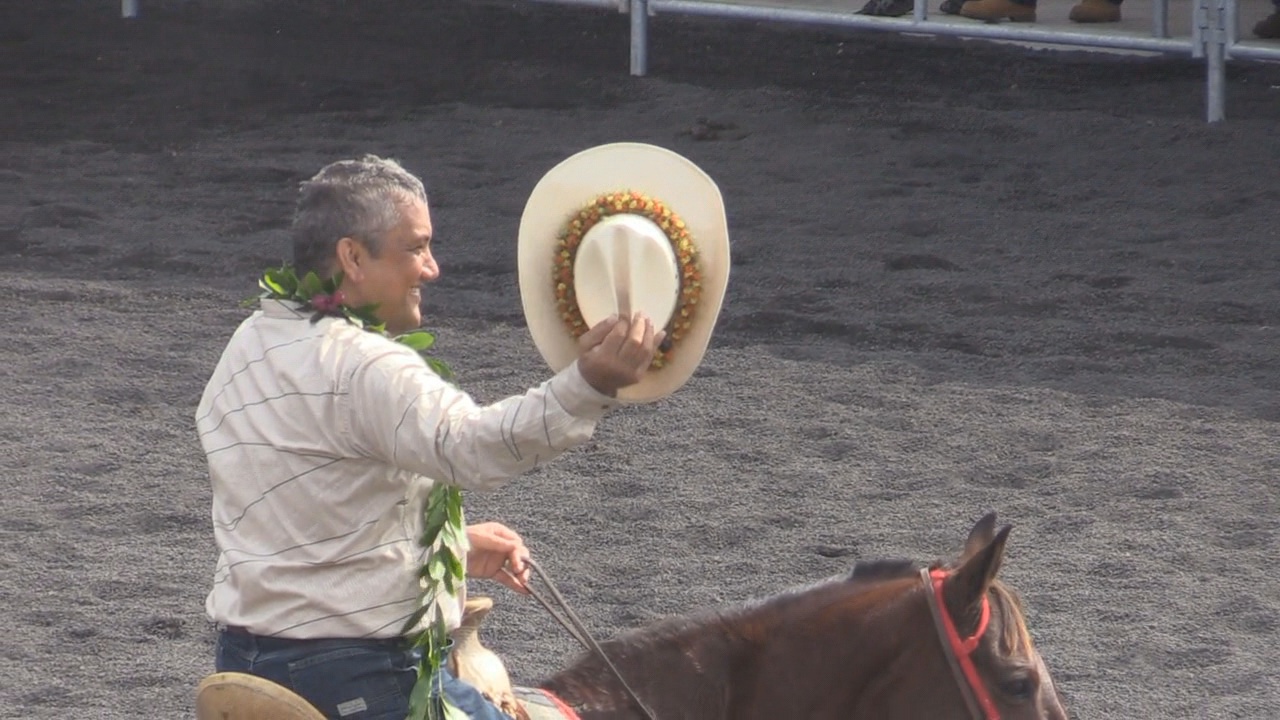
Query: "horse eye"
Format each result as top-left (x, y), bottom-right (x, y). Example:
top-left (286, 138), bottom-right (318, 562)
top-left (1000, 674), bottom-right (1036, 700)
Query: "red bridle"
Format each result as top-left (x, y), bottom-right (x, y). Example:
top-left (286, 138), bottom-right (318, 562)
top-left (921, 567), bottom-right (1000, 720)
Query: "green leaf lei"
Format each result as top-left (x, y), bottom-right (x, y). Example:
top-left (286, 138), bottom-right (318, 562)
top-left (248, 264), bottom-right (466, 720)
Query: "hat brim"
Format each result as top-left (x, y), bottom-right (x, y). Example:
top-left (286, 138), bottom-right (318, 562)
top-left (518, 143), bottom-right (730, 403)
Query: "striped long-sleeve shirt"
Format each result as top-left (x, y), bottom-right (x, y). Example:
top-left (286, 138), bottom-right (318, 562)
top-left (197, 299), bottom-right (616, 639)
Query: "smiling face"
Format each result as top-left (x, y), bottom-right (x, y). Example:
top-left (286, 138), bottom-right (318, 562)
top-left (335, 196), bottom-right (439, 335)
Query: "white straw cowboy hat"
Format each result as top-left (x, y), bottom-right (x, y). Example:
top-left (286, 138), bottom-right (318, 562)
top-left (518, 142), bottom-right (731, 403)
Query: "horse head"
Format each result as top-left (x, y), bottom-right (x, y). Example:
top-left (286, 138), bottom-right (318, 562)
top-left (926, 512), bottom-right (1070, 720)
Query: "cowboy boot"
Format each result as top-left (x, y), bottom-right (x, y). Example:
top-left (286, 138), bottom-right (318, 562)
top-left (1254, 11), bottom-right (1280, 38)
top-left (1069, 0), bottom-right (1121, 22)
top-left (960, 0), bottom-right (1037, 21)
top-left (859, 0), bottom-right (914, 17)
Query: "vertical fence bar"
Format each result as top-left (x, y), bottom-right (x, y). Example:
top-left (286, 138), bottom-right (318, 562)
top-left (631, 0), bottom-right (650, 76)
top-left (1206, 41), bottom-right (1225, 122)
top-left (1191, 0), bottom-right (1206, 57)
top-left (1203, 0), bottom-right (1227, 121)
top-left (1153, 0), bottom-right (1169, 37)
top-left (1226, 0), bottom-right (1238, 47)
top-left (122, 0), bottom-right (139, 18)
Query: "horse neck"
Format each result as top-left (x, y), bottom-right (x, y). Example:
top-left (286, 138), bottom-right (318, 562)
top-left (541, 577), bottom-right (924, 720)
top-left (733, 577), bottom-right (950, 720)
top-left (540, 608), bottom-right (758, 719)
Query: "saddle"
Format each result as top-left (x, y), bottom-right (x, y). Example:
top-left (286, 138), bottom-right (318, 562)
top-left (194, 596), bottom-right (577, 720)
top-left (451, 595), bottom-right (579, 720)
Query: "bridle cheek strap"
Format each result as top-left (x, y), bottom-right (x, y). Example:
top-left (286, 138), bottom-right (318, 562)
top-left (924, 568), bottom-right (1001, 720)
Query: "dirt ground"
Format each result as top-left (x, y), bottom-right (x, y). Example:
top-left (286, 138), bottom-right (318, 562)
top-left (3, 0), bottom-right (1280, 717)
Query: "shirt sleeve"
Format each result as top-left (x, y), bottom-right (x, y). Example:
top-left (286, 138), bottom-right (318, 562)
top-left (344, 345), bottom-right (620, 491)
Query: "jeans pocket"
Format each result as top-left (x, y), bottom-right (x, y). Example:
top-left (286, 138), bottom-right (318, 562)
top-left (287, 643), bottom-right (414, 720)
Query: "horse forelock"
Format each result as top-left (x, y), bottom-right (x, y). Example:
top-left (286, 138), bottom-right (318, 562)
top-left (988, 580), bottom-right (1035, 657)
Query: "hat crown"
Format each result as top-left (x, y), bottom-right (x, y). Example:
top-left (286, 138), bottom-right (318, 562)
top-left (573, 214), bottom-right (680, 331)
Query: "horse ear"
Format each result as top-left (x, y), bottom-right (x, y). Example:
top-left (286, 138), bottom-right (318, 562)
top-left (943, 523), bottom-right (1011, 638)
top-left (959, 512), bottom-right (998, 562)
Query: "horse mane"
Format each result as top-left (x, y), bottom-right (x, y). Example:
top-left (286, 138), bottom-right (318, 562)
top-left (586, 572), bottom-right (861, 654)
top-left (540, 563), bottom-right (905, 709)
top-left (848, 558), bottom-right (917, 583)
top-left (577, 557), bottom-right (1033, 655)
top-left (548, 559), bottom-right (923, 690)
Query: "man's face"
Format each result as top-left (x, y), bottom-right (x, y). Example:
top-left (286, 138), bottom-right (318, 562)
top-left (346, 198), bottom-right (439, 335)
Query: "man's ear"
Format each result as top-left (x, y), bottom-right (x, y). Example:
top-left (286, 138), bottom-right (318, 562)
top-left (335, 237), bottom-right (366, 282)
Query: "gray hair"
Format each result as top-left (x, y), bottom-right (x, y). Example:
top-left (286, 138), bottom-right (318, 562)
top-left (290, 154), bottom-right (428, 277)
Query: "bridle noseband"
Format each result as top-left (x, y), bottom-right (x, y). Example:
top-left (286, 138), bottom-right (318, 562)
top-left (920, 567), bottom-right (1000, 720)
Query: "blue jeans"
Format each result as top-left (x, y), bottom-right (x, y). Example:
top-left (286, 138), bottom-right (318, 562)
top-left (215, 629), bottom-right (513, 720)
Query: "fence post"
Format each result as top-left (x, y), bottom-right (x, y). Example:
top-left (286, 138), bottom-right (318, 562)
top-left (913, 0), bottom-right (929, 24)
top-left (631, 0), bottom-right (650, 76)
top-left (1196, 0), bottom-right (1231, 122)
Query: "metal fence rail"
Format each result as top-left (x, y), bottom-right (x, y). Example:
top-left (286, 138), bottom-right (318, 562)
top-left (531, 0), bottom-right (1280, 122)
top-left (121, 0), bottom-right (1280, 121)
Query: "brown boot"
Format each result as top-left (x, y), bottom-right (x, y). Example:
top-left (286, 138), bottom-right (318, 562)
top-left (1254, 11), bottom-right (1280, 38)
top-left (1069, 0), bottom-right (1122, 22)
top-left (960, 0), bottom-right (1037, 21)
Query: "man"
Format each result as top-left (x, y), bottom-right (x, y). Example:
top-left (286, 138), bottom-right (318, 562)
top-left (198, 155), bottom-right (663, 720)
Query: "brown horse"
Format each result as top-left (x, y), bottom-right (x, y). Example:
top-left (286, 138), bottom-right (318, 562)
top-left (523, 512), bottom-right (1069, 720)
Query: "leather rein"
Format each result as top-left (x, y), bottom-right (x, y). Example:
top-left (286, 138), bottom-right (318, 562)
top-left (514, 559), bottom-right (659, 720)
top-left (920, 567), bottom-right (1001, 720)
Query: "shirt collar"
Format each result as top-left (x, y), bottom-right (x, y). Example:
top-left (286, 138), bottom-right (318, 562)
top-left (261, 298), bottom-right (310, 320)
